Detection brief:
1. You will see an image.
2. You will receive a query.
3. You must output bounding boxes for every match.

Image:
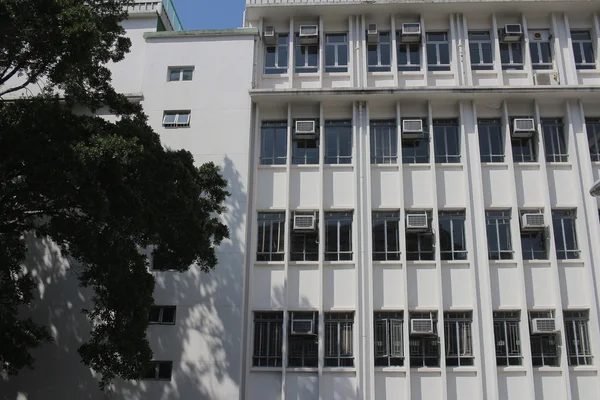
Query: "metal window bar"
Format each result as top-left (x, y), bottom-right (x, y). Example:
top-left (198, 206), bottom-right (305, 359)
top-left (257, 213), bottom-right (285, 261)
top-left (500, 42), bottom-right (524, 70)
top-left (325, 34), bottom-right (349, 73)
top-left (292, 138), bottom-right (319, 165)
top-left (409, 311), bottom-right (439, 368)
top-left (253, 312), bottom-right (283, 367)
top-left (372, 211), bottom-right (401, 261)
top-left (374, 312), bottom-right (404, 366)
top-left (433, 120), bottom-right (461, 164)
top-left (494, 312), bottom-right (522, 366)
top-left (325, 212), bottom-right (353, 261)
top-left (564, 311), bottom-right (593, 366)
top-left (552, 210), bottom-right (579, 260)
top-left (371, 121), bottom-right (398, 164)
top-left (531, 334), bottom-right (559, 367)
top-left (325, 120), bottom-right (352, 164)
top-left (586, 119), bottom-right (600, 162)
top-left (288, 312), bottom-right (319, 367)
top-left (260, 122), bottom-right (288, 165)
top-left (571, 31), bottom-right (596, 69)
top-left (290, 232), bottom-right (319, 262)
top-left (444, 312), bottom-right (474, 366)
top-left (520, 231), bottom-right (548, 260)
top-left (542, 119), bottom-right (568, 162)
top-left (511, 136), bottom-right (536, 163)
top-left (478, 119), bottom-right (505, 162)
top-left (368, 32), bottom-right (392, 72)
top-left (439, 211), bottom-right (467, 260)
top-left (486, 210), bottom-right (513, 260)
top-left (426, 32), bottom-right (451, 71)
top-left (325, 312), bottom-right (355, 367)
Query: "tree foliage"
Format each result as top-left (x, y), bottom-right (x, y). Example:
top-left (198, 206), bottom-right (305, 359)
top-left (0, 0), bottom-right (230, 388)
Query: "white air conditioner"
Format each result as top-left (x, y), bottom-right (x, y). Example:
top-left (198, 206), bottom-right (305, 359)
top-left (295, 120), bottom-right (317, 139)
top-left (401, 23), bottom-right (422, 43)
top-left (534, 71), bottom-right (559, 86)
top-left (531, 318), bottom-right (557, 334)
top-left (512, 118), bottom-right (536, 138)
top-left (402, 119), bottom-right (424, 139)
top-left (293, 213), bottom-right (316, 231)
top-left (264, 25), bottom-right (276, 45)
top-left (299, 25), bottom-right (319, 44)
top-left (521, 213), bottom-right (546, 230)
top-left (367, 23), bottom-right (378, 43)
top-left (411, 319), bottom-right (434, 335)
top-left (406, 213), bottom-right (428, 230)
top-left (503, 24), bottom-right (523, 42)
top-left (291, 318), bottom-right (315, 335)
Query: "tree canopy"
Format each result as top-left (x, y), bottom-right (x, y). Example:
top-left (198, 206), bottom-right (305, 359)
top-left (0, 0), bottom-right (229, 387)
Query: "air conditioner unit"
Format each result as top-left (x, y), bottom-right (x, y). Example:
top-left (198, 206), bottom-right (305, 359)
top-left (264, 25), bottom-right (276, 45)
top-left (531, 318), bottom-right (557, 334)
top-left (291, 317), bottom-right (315, 335)
top-left (406, 213), bottom-right (428, 230)
top-left (522, 213), bottom-right (546, 230)
top-left (293, 213), bottom-right (316, 231)
top-left (512, 118), bottom-right (536, 138)
top-left (502, 24), bottom-right (523, 42)
top-left (402, 119), bottom-right (424, 139)
top-left (534, 71), bottom-right (559, 86)
top-left (299, 25), bottom-right (319, 44)
top-left (411, 319), bottom-right (434, 335)
top-left (295, 120), bottom-right (317, 139)
top-left (401, 23), bottom-right (422, 43)
top-left (367, 23), bottom-right (378, 43)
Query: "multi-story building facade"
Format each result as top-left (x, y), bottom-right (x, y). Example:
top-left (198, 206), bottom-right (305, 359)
top-left (4, 0), bottom-right (600, 400)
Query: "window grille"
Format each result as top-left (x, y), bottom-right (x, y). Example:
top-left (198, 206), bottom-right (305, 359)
top-left (367, 32), bottom-right (392, 72)
top-left (374, 312), bottom-right (404, 366)
top-left (325, 212), bottom-right (353, 261)
top-left (257, 212), bottom-right (285, 261)
top-left (478, 119), bottom-right (505, 162)
top-left (564, 310), bottom-right (593, 366)
top-left (265, 34), bottom-right (289, 74)
top-left (469, 31), bottom-right (494, 70)
top-left (260, 121), bottom-right (288, 165)
top-left (486, 210), bottom-right (513, 260)
top-left (372, 211), bottom-right (401, 261)
top-left (439, 211), bottom-right (467, 260)
top-left (433, 119), bottom-right (460, 163)
top-left (409, 311), bottom-right (439, 367)
top-left (426, 32), bottom-right (451, 71)
top-left (288, 311), bottom-right (318, 367)
top-left (571, 31), bottom-right (595, 70)
top-left (325, 120), bottom-right (352, 164)
top-left (529, 311), bottom-right (559, 367)
top-left (253, 312), bottom-right (283, 367)
top-left (325, 34), bottom-right (349, 73)
top-left (494, 311), bottom-right (522, 366)
top-left (325, 312), bottom-right (355, 367)
top-left (371, 121), bottom-right (398, 164)
top-left (552, 210), bottom-right (579, 260)
top-left (542, 119), bottom-right (568, 162)
top-left (444, 312), bottom-right (474, 366)
top-left (586, 118), bottom-right (600, 162)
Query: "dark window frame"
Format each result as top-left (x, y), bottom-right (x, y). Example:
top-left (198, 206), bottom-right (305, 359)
top-left (439, 210), bottom-right (467, 260)
top-left (586, 118), bottom-right (600, 161)
top-left (148, 306), bottom-right (177, 325)
top-left (406, 211), bottom-right (434, 261)
top-left (478, 119), bottom-right (505, 163)
top-left (324, 312), bottom-right (355, 367)
top-left (367, 32), bottom-right (392, 72)
top-left (325, 120), bottom-right (352, 164)
top-left (486, 210), bottom-right (513, 260)
top-left (494, 311), bottom-right (522, 366)
top-left (374, 311), bottom-right (405, 366)
top-left (444, 311), bottom-right (474, 366)
top-left (542, 118), bottom-right (568, 162)
top-left (552, 209), bottom-right (579, 260)
top-left (325, 211), bottom-right (353, 261)
top-left (142, 361), bottom-right (173, 380)
top-left (253, 311), bottom-right (284, 367)
top-left (325, 33), bottom-right (349, 73)
top-left (288, 311), bottom-right (319, 367)
top-left (372, 211), bottom-right (401, 261)
top-left (260, 121), bottom-right (288, 165)
top-left (409, 311), bottom-right (439, 367)
top-left (290, 212), bottom-right (319, 262)
top-left (564, 310), bottom-right (593, 366)
top-left (433, 119), bottom-right (460, 164)
top-left (257, 212), bottom-right (286, 262)
top-left (529, 311), bottom-right (559, 367)
top-left (371, 120), bottom-right (398, 164)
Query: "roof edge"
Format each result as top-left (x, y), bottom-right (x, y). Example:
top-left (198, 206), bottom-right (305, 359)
top-left (144, 27), bottom-right (259, 39)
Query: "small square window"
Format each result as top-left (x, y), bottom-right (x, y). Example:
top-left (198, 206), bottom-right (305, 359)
top-left (182, 69), bottom-right (194, 81)
top-left (169, 69), bottom-right (181, 81)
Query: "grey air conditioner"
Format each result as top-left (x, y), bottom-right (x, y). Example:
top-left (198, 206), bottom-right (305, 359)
top-left (521, 213), bottom-right (546, 230)
top-left (264, 25), bottom-right (276, 45)
top-left (502, 24), bottom-right (523, 42)
top-left (406, 213), bottom-right (429, 231)
top-left (531, 318), bottom-right (557, 334)
top-left (367, 23), bottom-right (378, 43)
top-left (295, 120), bottom-right (317, 139)
top-left (512, 118), bottom-right (536, 138)
top-left (401, 23), bottom-right (422, 43)
top-left (534, 71), bottom-right (559, 86)
top-left (291, 317), bottom-right (315, 335)
top-left (299, 25), bottom-right (319, 44)
top-left (402, 119), bottom-right (425, 140)
top-left (410, 319), bottom-right (434, 335)
top-left (293, 213), bottom-right (317, 231)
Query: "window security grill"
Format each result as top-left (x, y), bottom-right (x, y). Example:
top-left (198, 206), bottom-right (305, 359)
top-left (260, 121), bottom-right (287, 165)
top-left (486, 210), bottom-right (513, 260)
top-left (374, 312), bottom-right (404, 366)
top-left (409, 312), bottom-right (439, 367)
top-left (426, 32), bottom-right (451, 71)
top-left (253, 312), bottom-right (283, 367)
top-left (257, 212), bottom-right (285, 261)
top-left (530, 311), bottom-right (559, 367)
top-left (433, 119), bottom-right (460, 163)
top-left (444, 312), bottom-right (474, 366)
top-left (290, 213), bottom-right (318, 262)
top-left (325, 312), bottom-right (354, 367)
top-left (494, 311), bottom-right (522, 366)
top-left (264, 34), bottom-right (289, 74)
top-left (325, 34), bottom-right (349, 73)
top-left (288, 311), bottom-right (319, 367)
top-left (564, 310), bottom-right (593, 366)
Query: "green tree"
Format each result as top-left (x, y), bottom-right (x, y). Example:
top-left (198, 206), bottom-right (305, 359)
top-left (0, 0), bottom-right (229, 387)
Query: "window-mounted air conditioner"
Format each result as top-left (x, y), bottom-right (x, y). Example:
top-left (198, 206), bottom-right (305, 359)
top-left (512, 118), bottom-right (536, 138)
top-left (531, 318), bottom-right (557, 334)
top-left (291, 317), bottom-right (315, 335)
top-left (410, 319), bottom-right (434, 335)
top-left (521, 213), bottom-right (546, 230)
top-left (502, 24), bottom-right (523, 42)
top-left (367, 23), bottom-right (378, 44)
top-left (401, 23), bottom-right (422, 43)
top-left (406, 213), bottom-right (428, 230)
top-left (293, 213), bottom-right (317, 231)
top-left (295, 120), bottom-right (317, 139)
top-left (264, 25), bottom-right (276, 45)
top-left (299, 25), bottom-right (319, 44)
top-left (534, 71), bottom-right (559, 86)
top-left (402, 119), bottom-right (424, 140)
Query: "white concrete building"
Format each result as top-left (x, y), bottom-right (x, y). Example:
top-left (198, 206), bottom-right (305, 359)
top-left (4, 0), bottom-right (600, 399)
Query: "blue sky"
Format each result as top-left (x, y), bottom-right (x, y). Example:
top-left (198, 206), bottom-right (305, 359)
top-left (173, 0), bottom-right (246, 30)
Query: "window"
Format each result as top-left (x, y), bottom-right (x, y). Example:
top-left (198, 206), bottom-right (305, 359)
top-left (511, 118), bottom-right (536, 162)
top-left (572, 31), bottom-right (595, 70)
top-left (162, 111), bottom-right (190, 128)
top-left (290, 213), bottom-right (318, 261)
top-left (325, 34), bottom-right (348, 73)
top-left (542, 118), bottom-right (567, 162)
top-left (168, 67), bottom-right (194, 81)
top-left (586, 118), bottom-right (600, 161)
top-left (257, 212), bottom-right (285, 261)
top-left (367, 32), bottom-right (392, 72)
top-left (529, 31), bottom-right (553, 70)
top-left (260, 121), bottom-right (287, 165)
top-left (253, 312), bottom-right (283, 367)
top-left (397, 32), bottom-right (421, 71)
top-left (478, 119), bottom-right (504, 162)
top-left (325, 120), bottom-right (352, 164)
top-left (371, 120), bottom-right (398, 164)
top-left (439, 211), bottom-right (467, 260)
top-left (500, 41), bottom-right (524, 70)
top-left (148, 306), bottom-right (176, 325)
top-left (295, 34), bottom-right (318, 73)
top-left (564, 310), bottom-right (593, 366)
top-left (433, 119), bottom-right (460, 163)
top-left (494, 311), bottom-right (522, 366)
top-left (265, 34), bottom-right (289, 74)
top-left (374, 312), bottom-right (404, 366)
top-left (520, 210), bottom-right (548, 260)
top-left (486, 210), bottom-right (513, 260)
top-left (469, 31), bottom-right (494, 70)
top-left (402, 119), bottom-right (429, 164)
top-left (552, 210), bottom-right (579, 260)
top-left (372, 211), bottom-right (400, 261)
top-left (288, 311), bottom-right (318, 367)
top-left (444, 312), bottom-right (474, 366)
top-left (325, 312), bottom-right (354, 367)
top-left (142, 361), bottom-right (173, 380)
top-left (409, 312), bottom-right (439, 367)
top-left (292, 120), bottom-right (318, 165)
top-left (427, 32), bottom-right (451, 71)
top-left (530, 311), bottom-right (559, 366)
top-left (325, 212), bottom-right (353, 261)
top-left (406, 211), bottom-right (434, 261)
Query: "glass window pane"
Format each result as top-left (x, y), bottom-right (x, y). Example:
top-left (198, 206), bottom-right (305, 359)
top-left (169, 69), bottom-right (180, 81)
top-left (161, 307), bottom-right (176, 323)
top-left (481, 42), bottom-right (493, 64)
top-left (469, 42), bottom-right (481, 64)
top-left (500, 43), bottom-right (510, 64)
top-left (163, 114), bottom-right (176, 124)
top-left (439, 44), bottom-right (450, 65)
top-left (368, 44), bottom-right (378, 66)
top-left (265, 47), bottom-right (276, 68)
top-left (583, 43), bottom-right (594, 64)
top-left (325, 45), bottom-right (336, 66)
top-left (182, 69), bottom-right (193, 80)
top-left (381, 44), bottom-right (391, 65)
top-left (338, 44), bottom-right (348, 66)
top-left (512, 44), bottom-right (523, 64)
top-left (427, 44), bottom-right (437, 64)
